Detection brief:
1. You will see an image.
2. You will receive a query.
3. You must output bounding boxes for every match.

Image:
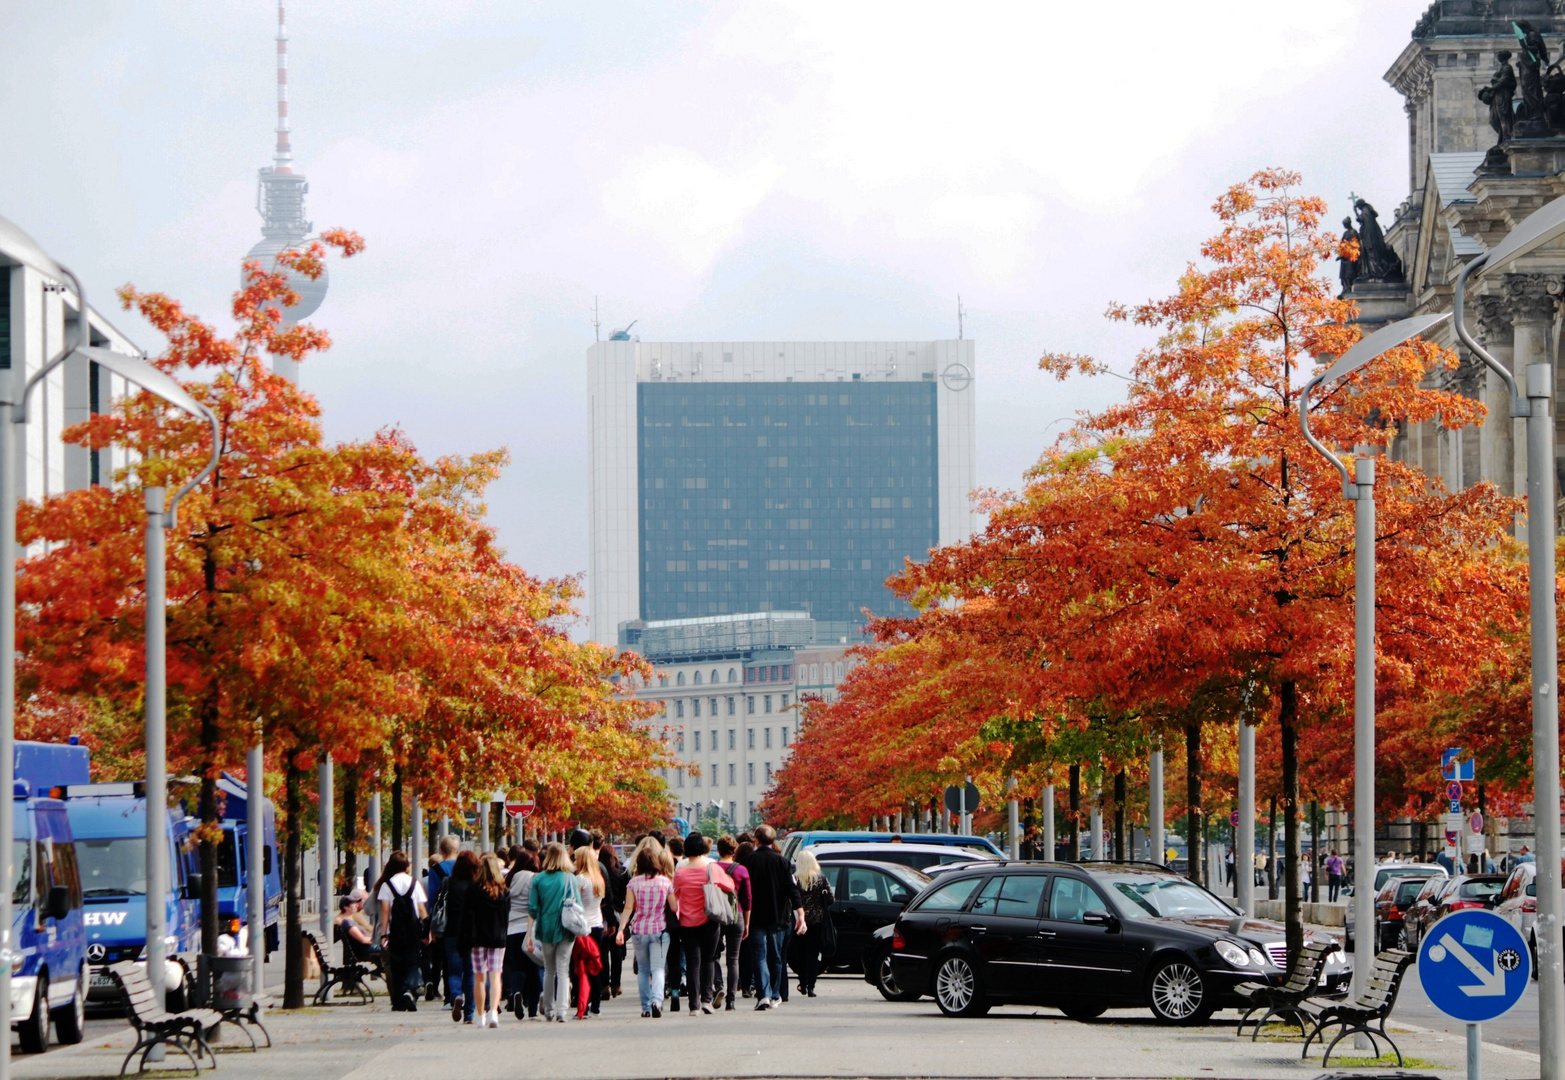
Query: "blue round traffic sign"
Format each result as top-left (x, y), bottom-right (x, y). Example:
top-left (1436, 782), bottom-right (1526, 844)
top-left (1417, 910), bottom-right (1530, 1022)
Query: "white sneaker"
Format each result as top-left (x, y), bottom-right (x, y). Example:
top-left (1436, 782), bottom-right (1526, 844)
top-left (770, 997), bottom-right (782, 1007)
top-left (488, 1010), bottom-right (499, 1028)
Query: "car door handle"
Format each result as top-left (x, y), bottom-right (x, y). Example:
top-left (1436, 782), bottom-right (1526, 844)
top-left (1033, 929), bottom-right (1057, 938)
top-left (843, 907), bottom-right (858, 915)
top-left (968, 925), bottom-right (988, 933)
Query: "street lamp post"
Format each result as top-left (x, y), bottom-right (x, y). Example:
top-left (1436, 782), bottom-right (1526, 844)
top-left (1299, 310), bottom-right (1452, 1040)
top-left (1448, 193), bottom-right (1565, 1080)
top-left (65, 346), bottom-right (220, 1011)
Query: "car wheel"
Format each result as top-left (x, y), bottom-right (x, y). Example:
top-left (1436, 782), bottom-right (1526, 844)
top-left (875, 952), bottom-right (920, 1003)
top-left (166, 963), bottom-right (190, 1013)
top-left (1060, 1000), bottom-right (1107, 1021)
top-left (1400, 922), bottom-right (1418, 952)
top-left (18, 971), bottom-right (50, 1054)
top-left (1147, 956), bottom-right (1213, 1025)
top-left (933, 953), bottom-right (989, 1017)
top-left (51, 967), bottom-right (85, 1045)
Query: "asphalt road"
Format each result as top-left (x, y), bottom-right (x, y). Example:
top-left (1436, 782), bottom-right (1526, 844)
top-left (1394, 953), bottom-right (1542, 1055)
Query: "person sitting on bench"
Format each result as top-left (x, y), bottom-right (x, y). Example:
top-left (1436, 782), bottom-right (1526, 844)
top-left (335, 893), bottom-right (381, 963)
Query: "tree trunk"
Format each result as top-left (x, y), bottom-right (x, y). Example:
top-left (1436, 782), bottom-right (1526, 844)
top-left (1281, 680), bottom-right (1303, 963)
top-left (1267, 794), bottom-right (1278, 900)
top-left (283, 754), bottom-right (304, 1010)
top-left (1311, 800), bottom-right (1321, 904)
top-left (1068, 765), bottom-right (1081, 863)
top-left (391, 764), bottom-right (404, 854)
top-left (1113, 769), bottom-right (1127, 861)
top-left (342, 769), bottom-right (358, 891)
top-left (1186, 721), bottom-right (1203, 888)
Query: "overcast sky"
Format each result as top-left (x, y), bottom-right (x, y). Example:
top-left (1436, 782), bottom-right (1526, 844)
top-left (2, 0), bottom-right (1430, 601)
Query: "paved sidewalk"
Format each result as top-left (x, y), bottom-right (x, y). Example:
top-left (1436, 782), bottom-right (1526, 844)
top-left (7, 975), bottom-right (1543, 1080)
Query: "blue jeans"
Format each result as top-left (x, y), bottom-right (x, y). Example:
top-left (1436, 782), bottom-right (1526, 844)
top-left (751, 925), bottom-right (788, 1001)
top-left (443, 935), bottom-right (474, 1019)
top-left (631, 931), bottom-right (668, 1012)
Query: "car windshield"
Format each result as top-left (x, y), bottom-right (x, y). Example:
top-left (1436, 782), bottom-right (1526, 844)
top-left (10, 841), bottom-right (28, 906)
top-left (77, 837), bottom-right (147, 896)
top-left (1100, 876), bottom-right (1237, 920)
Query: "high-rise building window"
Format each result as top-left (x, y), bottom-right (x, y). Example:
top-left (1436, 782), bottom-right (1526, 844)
top-left (676, 700), bottom-right (685, 719)
top-left (710, 729), bottom-right (717, 750)
top-left (728, 729), bottom-right (736, 750)
top-left (677, 770), bottom-right (685, 788)
top-left (764, 695), bottom-right (772, 714)
top-left (693, 771), bottom-right (701, 788)
top-left (780, 694), bottom-right (788, 709)
top-left (677, 672), bottom-right (685, 686)
top-left (747, 696), bottom-right (755, 714)
top-left (694, 731), bottom-right (701, 752)
top-left (747, 762), bottom-right (755, 784)
top-left (728, 668), bottom-right (737, 683)
top-left (728, 763), bottom-right (735, 785)
top-left (727, 697), bottom-right (736, 716)
top-left (765, 728), bottom-right (772, 749)
top-left (710, 698), bottom-right (718, 716)
top-left (782, 727), bottom-right (790, 747)
top-left (693, 699), bottom-right (702, 718)
top-left (747, 729), bottom-right (755, 749)
top-left (765, 762), bottom-right (773, 781)
top-left (677, 733), bottom-right (685, 752)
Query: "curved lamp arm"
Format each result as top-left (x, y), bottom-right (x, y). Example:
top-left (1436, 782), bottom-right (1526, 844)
top-left (15, 266), bottom-right (89, 424)
top-left (1299, 372), bottom-right (1356, 499)
top-left (1452, 251), bottom-right (1526, 418)
top-left (164, 405), bottom-right (220, 531)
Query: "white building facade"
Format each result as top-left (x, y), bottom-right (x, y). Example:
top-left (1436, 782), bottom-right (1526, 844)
top-left (2, 241), bottom-right (141, 505)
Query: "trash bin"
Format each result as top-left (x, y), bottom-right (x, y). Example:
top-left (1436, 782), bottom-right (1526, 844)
top-left (208, 955), bottom-right (252, 1014)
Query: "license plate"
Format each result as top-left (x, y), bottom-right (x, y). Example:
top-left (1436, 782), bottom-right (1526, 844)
top-left (90, 974), bottom-right (114, 989)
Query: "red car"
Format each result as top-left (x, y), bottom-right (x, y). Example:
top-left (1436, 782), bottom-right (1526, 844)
top-left (1373, 876), bottom-right (1432, 951)
top-left (1401, 874), bottom-right (1507, 950)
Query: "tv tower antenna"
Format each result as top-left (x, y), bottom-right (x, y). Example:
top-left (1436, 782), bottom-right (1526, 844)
top-left (592, 296), bottom-right (602, 342)
top-left (274, 2), bottom-right (292, 172)
top-left (957, 294), bottom-right (966, 340)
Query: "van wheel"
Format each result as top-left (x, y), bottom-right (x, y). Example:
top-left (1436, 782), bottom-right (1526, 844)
top-left (166, 962), bottom-right (190, 1012)
top-left (18, 972), bottom-right (50, 1054)
top-left (51, 967), bottom-right (85, 1045)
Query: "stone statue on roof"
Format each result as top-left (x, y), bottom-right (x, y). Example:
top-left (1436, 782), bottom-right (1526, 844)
top-left (1515, 20), bottom-right (1551, 135)
top-left (1478, 49), bottom-right (1518, 149)
top-left (1350, 197), bottom-right (1404, 284)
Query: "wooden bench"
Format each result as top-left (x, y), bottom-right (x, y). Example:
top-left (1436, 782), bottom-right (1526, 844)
top-left (302, 930), bottom-right (376, 1006)
top-left (106, 960), bottom-right (221, 1077)
top-left (1300, 948), bottom-right (1416, 1067)
top-left (1233, 940), bottom-right (1340, 1039)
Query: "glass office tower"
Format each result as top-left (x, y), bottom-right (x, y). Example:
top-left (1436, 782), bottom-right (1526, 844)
top-left (588, 341), bottom-right (976, 646)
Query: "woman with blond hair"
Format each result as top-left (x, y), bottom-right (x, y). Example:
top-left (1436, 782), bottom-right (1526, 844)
top-left (615, 836), bottom-right (677, 1017)
top-left (463, 852), bottom-right (511, 1027)
top-left (572, 846), bottom-right (609, 1015)
top-left (528, 843), bottom-right (580, 1022)
top-left (791, 849), bottom-right (834, 997)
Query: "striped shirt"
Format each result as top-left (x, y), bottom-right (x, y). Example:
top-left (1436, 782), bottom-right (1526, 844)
top-left (626, 874), bottom-right (673, 937)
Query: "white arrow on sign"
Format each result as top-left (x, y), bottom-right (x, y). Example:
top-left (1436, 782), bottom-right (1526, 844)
top-left (1437, 932), bottom-right (1506, 997)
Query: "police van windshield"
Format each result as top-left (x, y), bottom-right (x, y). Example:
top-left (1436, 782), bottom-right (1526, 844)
top-left (10, 841), bottom-right (28, 905)
top-left (77, 837), bottom-right (147, 896)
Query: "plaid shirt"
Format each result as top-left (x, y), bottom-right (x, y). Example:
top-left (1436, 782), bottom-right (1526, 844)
top-left (626, 874), bottom-right (673, 936)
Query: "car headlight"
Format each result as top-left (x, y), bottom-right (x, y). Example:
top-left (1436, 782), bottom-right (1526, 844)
top-left (1248, 948), bottom-right (1268, 967)
top-left (1215, 940), bottom-right (1249, 967)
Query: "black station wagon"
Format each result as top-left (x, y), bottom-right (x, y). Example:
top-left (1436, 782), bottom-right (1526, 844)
top-left (886, 861), bottom-right (1349, 1023)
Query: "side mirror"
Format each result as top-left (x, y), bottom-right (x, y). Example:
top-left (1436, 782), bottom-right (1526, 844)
top-left (1082, 909), bottom-right (1118, 929)
top-left (184, 874), bottom-right (203, 900)
top-left (891, 891), bottom-right (912, 906)
top-left (45, 885), bottom-right (70, 921)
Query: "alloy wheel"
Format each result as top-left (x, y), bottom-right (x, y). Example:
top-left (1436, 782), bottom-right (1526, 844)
top-left (935, 957), bottom-right (975, 1015)
top-left (1149, 959), bottom-right (1204, 1022)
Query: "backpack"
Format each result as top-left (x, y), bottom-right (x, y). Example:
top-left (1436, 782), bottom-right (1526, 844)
top-left (429, 865), bottom-right (451, 936)
top-left (387, 878), bottom-right (422, 954)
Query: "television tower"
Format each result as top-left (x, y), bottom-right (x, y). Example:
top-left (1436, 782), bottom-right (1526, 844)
top-left (244, 2), bottom-right (327, 336)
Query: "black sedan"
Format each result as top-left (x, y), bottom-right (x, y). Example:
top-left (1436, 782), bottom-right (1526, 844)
top-left (812, 860), bottom-right (930, 974)
top-left (886, 861), bottom-right (1350, 1024)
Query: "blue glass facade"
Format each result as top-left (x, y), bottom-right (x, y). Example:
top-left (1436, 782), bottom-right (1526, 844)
top-left (638, 381), bottom-right (938, 630)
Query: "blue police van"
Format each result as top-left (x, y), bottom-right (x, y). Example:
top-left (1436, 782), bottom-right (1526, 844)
top-left (60, 782), bottom-right (201, 1008)
top-left (211, 772), bottom-right (282, 955)
top-left (10, 741), bottom-right (89, 1053)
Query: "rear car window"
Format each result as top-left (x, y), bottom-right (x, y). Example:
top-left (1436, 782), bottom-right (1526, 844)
top-left (914, 875), bottom-right (984, 912)
top-left (1461, 880), bottom-right (1504, 899)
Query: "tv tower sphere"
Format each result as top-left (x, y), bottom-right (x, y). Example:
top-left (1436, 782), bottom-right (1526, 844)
top-left (244, 2), bottom-right (327, 327)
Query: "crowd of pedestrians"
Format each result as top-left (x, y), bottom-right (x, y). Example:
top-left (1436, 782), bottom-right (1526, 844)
top-left (360, 823), bottom-right (827, 1024)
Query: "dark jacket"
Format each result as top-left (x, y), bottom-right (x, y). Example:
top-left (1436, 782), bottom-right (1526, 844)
top-left (442, 877), bottom-right (473, 941)
top-left (460, 884), bottom-right (510, 950)
top-left (599, 852), bottom-right (629, 928)
top-left (742, 846), bottom-right (803, 929)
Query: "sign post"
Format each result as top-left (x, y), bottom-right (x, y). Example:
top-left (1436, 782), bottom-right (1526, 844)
top-left (943, 782), bottom-right (980, 836)
top-left (1418, 910), bottom-right (1531, 1080)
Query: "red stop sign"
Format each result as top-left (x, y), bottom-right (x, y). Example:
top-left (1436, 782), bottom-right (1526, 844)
top-left (506, 800), bottom-right (535, 819)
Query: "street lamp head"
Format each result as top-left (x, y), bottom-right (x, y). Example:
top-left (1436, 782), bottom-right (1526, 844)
top-left (73, 347), bottom-right (206, 421)
top-left (1317, 311), bottom-right (1452, 386)
top-left (0, 215), bottom-right (66, 281)
top-left (1481, 193), bottom-right (1565, 274)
